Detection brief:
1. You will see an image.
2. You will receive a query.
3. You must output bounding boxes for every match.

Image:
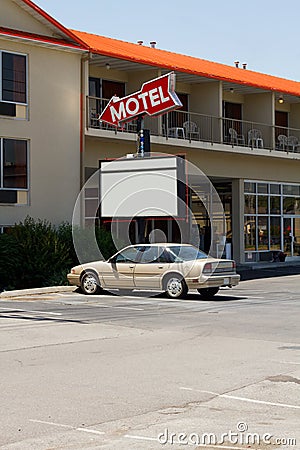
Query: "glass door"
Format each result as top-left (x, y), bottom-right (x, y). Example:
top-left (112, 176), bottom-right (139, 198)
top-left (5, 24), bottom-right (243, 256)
top-left (294, 217), bottom-right (300, 256)
top-left (283, 217), bottom-right (300, 256)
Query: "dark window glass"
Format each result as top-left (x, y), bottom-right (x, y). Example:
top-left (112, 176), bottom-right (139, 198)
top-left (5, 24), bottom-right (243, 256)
top-left (270, 196), bottom-right (281, 214)
top-left (3, 139), bottom-right (27, 188)
top-left (2, 52), bottom-right (26, 103)
top-left (283, 185), bottom-right (300, 196)
top-left (270, 217), bottom-right (281, 250)
top-left (244, 195), bottom-right (256, 214)
top-left (270, 184), bottom-right (280, 194)
top-left (0, 101), bottom-right (16, 116)
top-left (257, 183), bottom-right (268, 194)
top-left (258, 196), bottom-right (268, 214)
top-left (244, 216), bottom-right (256, 250)
top-left (283, 197), bottom-right (300, 214)
top-left (258, 217), bottom-right (269, 250)
top-left (244, 182), bottom-right (256, 193)
top-left (0, 190), bottom-right (17, 203)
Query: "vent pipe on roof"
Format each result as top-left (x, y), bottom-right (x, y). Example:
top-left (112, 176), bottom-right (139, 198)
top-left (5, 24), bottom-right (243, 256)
top-left (234, 61), bottom-right (239, 68)
top-left (150, 41), bottom-right (156, 48)
top-left (137, 40), bottom-right (143, 45)
top-left (242, 63), bottom-right (247, 69)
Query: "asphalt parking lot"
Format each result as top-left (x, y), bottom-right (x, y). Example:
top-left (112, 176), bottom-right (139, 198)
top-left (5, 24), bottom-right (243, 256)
top-left (0, 275), bottom-right (299, 449)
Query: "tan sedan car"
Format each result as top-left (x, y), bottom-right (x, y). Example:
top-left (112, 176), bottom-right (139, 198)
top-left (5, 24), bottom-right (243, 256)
top-left (67, 244), bottom-right (240, 299)
top-left (68, 243), bottom-right (240, 298)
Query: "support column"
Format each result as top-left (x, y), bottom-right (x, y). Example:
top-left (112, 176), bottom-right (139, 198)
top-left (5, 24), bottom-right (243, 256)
top-left (232, 179), bottom-right (245, 264)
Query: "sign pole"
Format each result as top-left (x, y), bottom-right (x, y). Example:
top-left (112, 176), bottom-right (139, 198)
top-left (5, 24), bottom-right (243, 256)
top-left (136, 114), bottom-right (146, 242)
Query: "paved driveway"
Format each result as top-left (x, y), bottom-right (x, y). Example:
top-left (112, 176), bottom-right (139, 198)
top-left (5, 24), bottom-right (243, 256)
top-left (0, 275), bottom-right (299, 449)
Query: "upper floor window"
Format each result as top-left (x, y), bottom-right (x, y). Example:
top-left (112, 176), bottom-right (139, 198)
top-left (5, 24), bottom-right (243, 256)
top-left (0, 51), bottom-right (27, 118)
top-left (1, 138), bottom-right (28, 189)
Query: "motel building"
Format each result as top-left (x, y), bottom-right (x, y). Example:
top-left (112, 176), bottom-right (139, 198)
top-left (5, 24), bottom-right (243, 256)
top-left (1, 0), bottom-right (300, 266)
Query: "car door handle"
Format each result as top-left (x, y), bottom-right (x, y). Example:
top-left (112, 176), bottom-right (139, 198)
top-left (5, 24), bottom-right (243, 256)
top-left (129, 265), bottom-right (135, 269)
top-left (158, 265), bottom-right (164, 269)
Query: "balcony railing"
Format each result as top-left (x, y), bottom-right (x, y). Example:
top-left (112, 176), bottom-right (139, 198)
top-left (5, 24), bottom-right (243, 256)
top-left (87, 96), bottom-right (300, 154)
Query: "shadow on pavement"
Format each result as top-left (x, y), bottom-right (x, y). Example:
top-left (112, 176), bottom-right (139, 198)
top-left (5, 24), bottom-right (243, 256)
top-left (238, 265), bottom-right (300, 281)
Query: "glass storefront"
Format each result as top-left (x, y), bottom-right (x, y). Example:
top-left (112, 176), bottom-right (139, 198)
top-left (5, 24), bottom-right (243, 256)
top-left (244, 181), bottom-right (300, 261)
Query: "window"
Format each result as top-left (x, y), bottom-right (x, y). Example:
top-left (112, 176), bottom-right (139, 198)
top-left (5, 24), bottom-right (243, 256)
top-left (115, 247), bottom-right (140, 263)
top-left (244, 216), bottom-right (256, 250)
top-left (244, 181), bottom-right (300, 257)
top-left (139, 246), bottom-right (159, 263)
top-left (1, 138), bottom-right (28, 189)
top-left (1, 51), bottom-right (27, 117)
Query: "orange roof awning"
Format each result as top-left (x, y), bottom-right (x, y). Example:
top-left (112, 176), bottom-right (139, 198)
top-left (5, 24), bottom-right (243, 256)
top-left (71, 29), bottom-right (300, 97)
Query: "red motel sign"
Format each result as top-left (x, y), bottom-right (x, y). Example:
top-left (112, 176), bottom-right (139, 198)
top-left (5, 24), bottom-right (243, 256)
top-left (99, 72), bottom-right (182, 127)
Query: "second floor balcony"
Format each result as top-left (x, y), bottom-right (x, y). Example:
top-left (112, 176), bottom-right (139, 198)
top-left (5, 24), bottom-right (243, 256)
top-left (86, 96), bottom-right (300, 155)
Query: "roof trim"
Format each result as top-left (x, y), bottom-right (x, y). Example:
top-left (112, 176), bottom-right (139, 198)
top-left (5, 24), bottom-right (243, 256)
top-left (0, 26), bottom-right (87, 51)
top-left (17, 0), bottom-right (88, 49)
top-left (71, 29), bottom-right (300, 98)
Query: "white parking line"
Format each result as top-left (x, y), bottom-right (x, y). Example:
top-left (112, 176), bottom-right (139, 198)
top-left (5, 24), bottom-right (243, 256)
top-left (0, 307), bottom-right (62, 315)
top-left (87, 304), bottom-right (144, 311)
top-left (29, 419), bottom-right (105, 435)
top-left (180, 387), bottom-right (300, 409)
top-left (272, 360), bottom-right (300, 365)
top-left (124, 434), bottom-right (157, 442)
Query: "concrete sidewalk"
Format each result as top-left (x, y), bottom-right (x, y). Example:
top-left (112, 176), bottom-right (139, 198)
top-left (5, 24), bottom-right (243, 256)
top-left (0, 285), bottom-right (76, 299)
top-left (237, 260), bottom-right (300, 281)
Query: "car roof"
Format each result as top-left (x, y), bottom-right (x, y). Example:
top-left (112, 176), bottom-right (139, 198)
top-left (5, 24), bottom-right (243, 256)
top-left (130, 243), bottom-right (194, 248)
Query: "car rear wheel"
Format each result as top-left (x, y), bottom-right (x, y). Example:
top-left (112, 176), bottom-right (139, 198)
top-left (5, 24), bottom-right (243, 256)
top-left (81, 271), bottom-right (102, 295)
top-left (198, 287), bottom-right (219, 299)
top-left (165, 274), bottom-right (188, 299)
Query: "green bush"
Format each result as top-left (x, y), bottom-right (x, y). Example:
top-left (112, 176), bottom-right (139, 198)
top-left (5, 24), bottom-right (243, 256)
top-left (0, 217), bottom-right (119, 291)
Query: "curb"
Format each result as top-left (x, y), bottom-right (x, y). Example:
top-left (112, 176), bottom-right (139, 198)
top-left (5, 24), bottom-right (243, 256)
top-left (0, 285), bottom-right (76, 299)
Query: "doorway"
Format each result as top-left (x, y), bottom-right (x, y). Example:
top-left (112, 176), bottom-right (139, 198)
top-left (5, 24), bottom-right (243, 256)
top-left (283, 217), bottom-right (300, 256)
top-left (223, 101), bottom-right (243, 142)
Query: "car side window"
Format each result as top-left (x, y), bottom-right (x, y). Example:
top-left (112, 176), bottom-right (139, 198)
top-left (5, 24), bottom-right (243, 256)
top-left (157, 248), bottom-right (171, 263)
top-left (139, 246), bottom-right (158, 264)
top-left (115, 247), bottom-right (140, 263)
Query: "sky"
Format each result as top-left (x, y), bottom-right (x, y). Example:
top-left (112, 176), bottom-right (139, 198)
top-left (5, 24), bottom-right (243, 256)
top-left (34, 0), bottom-right (300, 82)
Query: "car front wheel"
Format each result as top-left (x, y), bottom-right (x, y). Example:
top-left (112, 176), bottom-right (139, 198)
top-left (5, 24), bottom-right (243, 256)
top-left (81, 271), bottom-right (102, 295)
top-left (198, 287), bottom-right (219, 299)
top-left (165, 274), bottom-right (188, 299)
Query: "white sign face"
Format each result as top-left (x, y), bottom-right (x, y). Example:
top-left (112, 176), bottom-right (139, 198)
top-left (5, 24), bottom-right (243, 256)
top-left (100, 157), bottom-right (181, 217)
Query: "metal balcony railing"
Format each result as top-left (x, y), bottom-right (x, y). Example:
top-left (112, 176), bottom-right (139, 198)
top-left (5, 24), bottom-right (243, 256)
top-left (86, 96), bottom-right (300, 154)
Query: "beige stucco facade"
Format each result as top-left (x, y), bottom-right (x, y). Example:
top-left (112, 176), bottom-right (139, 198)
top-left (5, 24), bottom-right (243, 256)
top-left (0, 0), bottom-right (84, 225)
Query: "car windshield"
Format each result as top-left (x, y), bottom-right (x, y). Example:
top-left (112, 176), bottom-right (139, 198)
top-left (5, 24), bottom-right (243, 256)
top-left (168, 245), bottom-right (207, 262)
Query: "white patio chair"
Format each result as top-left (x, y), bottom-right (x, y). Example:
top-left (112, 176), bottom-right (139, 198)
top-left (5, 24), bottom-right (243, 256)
top-left (183, 121), bottom-right (200, 140)
top-left (229, 128), bottom-right (245, 145)
top-left (287, 135), bottom-right (300, 152)
top-left (248, 129), bottom-right (264, 148)
top-left (277, 134), bottom-right (288, 151)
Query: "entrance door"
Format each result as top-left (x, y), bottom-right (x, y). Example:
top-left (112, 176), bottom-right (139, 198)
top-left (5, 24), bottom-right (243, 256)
top-left (275, 111), bottom-right (288, 140)
top-left (223, 102), bottom-right (242, 142)
top-left (283, 217), bottom-right (300, 256)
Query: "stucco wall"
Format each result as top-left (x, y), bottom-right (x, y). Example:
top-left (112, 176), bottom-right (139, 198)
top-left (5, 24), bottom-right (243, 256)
top-left (0, 40), bottom-right (82, 225)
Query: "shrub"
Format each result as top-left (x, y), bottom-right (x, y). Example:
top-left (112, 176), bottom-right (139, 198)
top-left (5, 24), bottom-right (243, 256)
top-left (0, 217), bottom-right (119, 291)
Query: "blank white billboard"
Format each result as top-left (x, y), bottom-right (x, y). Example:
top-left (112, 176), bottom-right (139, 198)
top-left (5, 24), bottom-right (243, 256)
top-left (100, 156), bottom-right (183, 217)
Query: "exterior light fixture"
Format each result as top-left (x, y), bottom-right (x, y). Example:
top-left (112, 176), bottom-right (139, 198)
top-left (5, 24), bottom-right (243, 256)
top-left (278, 96), bottom-right (284, 104)
top-left (106, 63), bottom-right (110, 70)
top-left (230, 88), bottom-right (234, 93)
